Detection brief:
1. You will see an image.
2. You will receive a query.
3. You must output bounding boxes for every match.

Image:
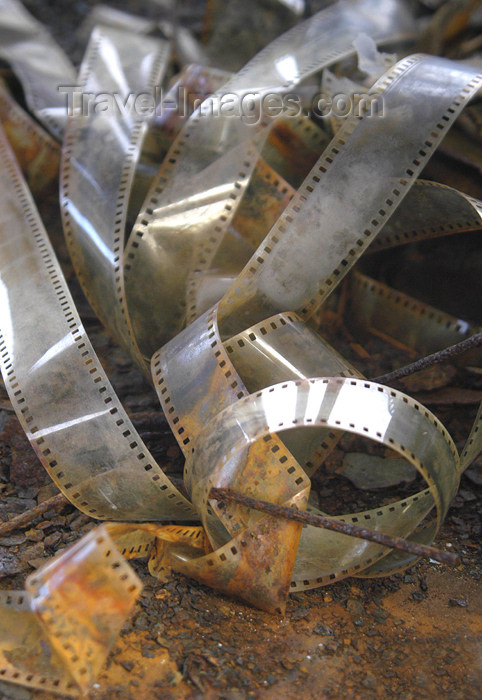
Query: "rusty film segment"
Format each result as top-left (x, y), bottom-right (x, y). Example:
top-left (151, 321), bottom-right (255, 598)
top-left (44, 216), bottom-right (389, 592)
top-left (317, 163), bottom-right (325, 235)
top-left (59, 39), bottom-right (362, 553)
top-left (0, 526), bottom-right (141, 696)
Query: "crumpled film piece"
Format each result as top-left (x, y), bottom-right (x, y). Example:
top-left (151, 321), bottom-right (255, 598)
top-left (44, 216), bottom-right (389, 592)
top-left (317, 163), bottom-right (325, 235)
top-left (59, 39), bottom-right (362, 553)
top-left (0, 525), bottom-right (141, 696)
top-left (93, 377), bottom-right (462, 614)
top-left (105, 522), bottom-right (212, 582)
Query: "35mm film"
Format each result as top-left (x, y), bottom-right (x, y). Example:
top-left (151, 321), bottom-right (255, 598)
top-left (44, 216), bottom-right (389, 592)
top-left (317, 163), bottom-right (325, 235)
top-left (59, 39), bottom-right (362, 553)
top-left (0, 0), bottom-right (480, 694)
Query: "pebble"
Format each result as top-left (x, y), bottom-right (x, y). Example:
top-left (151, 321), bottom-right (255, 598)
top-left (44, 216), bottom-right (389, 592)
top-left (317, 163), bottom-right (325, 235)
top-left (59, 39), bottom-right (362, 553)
top-left (20, 543), bottom-right (45, 563)
top-left (372, 608), bottom-right (390, 622)
top-left (448, 598), bottom-right (467, 608)
top-left (0, 533), bottom-right (26, 546)
top-left (0, 547), bottom-right (25, 576)
top-left (25, 528), bottom-right (44, 542)
top-left (44, 532), bottom-right (62, 547)
top-left (346, 599), bottom-right (364, 618)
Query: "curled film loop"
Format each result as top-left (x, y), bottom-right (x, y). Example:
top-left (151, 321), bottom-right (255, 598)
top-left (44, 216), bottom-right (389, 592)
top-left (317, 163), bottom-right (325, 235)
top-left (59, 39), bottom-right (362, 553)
top-left (154, 54), bottom-right (481, 598)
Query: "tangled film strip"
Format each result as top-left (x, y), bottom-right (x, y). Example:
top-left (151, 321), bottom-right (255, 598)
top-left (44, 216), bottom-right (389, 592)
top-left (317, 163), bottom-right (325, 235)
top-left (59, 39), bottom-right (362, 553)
top-left (0, 0), bottom-right (480, 694)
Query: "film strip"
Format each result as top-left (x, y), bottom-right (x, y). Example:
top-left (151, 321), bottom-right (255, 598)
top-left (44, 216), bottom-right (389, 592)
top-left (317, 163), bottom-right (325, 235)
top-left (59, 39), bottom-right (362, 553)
top-left (0, 0), bottom-right (481, 693)
top-left (0, 0), bottom-right (75, 139)
top-left (366, 179), bottom-right (482, 252)
top-left (0, 121), bottom-right (196, 521)
top-left (347, 270), bottom-right (482, 360)
top-left (153, 54), bottom-right (482, 604)
top-left (0, 526), bottom-right (141, 697)
top-left (179, 378), bottom-right (457, 603)
top-left (122, 0), bottom-right (416, 355)
top-left (223, 166), bottom-right (482, 361)
top-left (0, 79), bottom-right (59, 196)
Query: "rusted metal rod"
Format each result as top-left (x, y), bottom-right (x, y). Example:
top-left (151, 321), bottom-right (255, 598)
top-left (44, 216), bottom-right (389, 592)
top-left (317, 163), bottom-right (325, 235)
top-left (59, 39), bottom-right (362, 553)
top-left (210, 487), bottom-right (460, 567)
top-left (0, 492), bottom-right (68, 537)
top-left (375, 331), bottom-right (482, 385)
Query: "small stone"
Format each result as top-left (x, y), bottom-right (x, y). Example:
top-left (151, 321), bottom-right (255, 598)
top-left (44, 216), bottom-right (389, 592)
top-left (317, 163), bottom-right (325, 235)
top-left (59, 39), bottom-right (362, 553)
top-left (0, 547), bottom-right (26, 577)
top-left (458, 489), bottom-right (476, 502)
top-left (37, 483), bottom-right (60, 503)
top-left (399, 364), bottom-right (456, 393)
top-left (156, 636), bottom-right (171, 648)
top-left (20, 542), bottom-right (45, 565)
top-left (25, 528), bottom-right (44, 542)
top-left (313, 624), bottom-right (334, 636)
top-left (464, 465), bottom-right (482, 487)
top-left (167, 445), bottom-right (181, 459)
top-left (0, 679), bottom-right (32, 699)
top-left (0, 533), bottom-right (26, 546)
top-left (346, 599), bottom-right (364, 617)
top-left (448, 598), bottom-right (467, 608)
top-left (293, 607), bottom-right (310, 621)
top-left (28, 557), bottom-right (48, 569)
top-left (169, 670), bottom-right (183, 686)
top-left (361, 674), bottom-right (375, 689)
top-left (69, 514), bottom-right (90, 530)
top-left (372, 608), bottom-right (390, 622)
top-left (44, 532), bottom-right (61, 548)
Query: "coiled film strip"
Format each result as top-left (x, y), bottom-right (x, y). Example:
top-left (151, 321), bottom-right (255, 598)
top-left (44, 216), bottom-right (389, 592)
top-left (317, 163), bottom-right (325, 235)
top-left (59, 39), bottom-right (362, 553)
top-left (0, 0), bottom-right (481, 692)
top-left (153, 54), bottom-right (482, 606)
